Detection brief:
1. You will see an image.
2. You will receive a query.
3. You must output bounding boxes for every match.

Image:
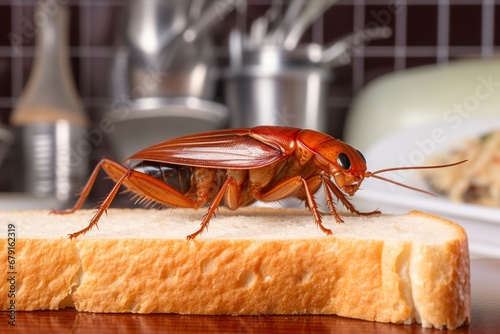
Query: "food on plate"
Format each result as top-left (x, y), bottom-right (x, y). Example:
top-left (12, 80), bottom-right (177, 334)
top-left (421, 130), bottom-right (500, 207)
top-left (0, 208), bottom-right (470, 329)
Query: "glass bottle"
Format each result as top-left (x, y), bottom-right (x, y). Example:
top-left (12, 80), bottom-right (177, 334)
top-left (10, 1), bottom-right (89, 205)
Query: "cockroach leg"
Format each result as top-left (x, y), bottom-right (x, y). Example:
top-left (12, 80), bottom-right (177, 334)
top-left (68, 171), bottom-right (130, 239)
top-left (300, 178), bottom-right (332, 235)
top-left (54, 158), bottom-right (204, 238)
top-left (320, 178), bottom-right (345, 224)
top-left (321, 175), bottom-right (381, 219)
top-left (186, 177), bottom-right (238, 241)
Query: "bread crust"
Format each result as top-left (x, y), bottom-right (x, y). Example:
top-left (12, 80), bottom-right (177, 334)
top-left (0, 208), bottom-right (470, 329)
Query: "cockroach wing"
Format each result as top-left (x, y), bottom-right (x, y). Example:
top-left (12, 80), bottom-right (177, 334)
top-left (125, 128), bottom-right (288, 169)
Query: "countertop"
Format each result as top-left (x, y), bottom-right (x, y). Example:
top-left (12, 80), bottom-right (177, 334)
top-left (6, 259), bottom-right (499, 333)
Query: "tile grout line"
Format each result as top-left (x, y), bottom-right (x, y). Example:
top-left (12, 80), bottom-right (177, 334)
top-left (352, 0), bottom-right (365, 93)
top-left (437, 0), bottom-right (450, 63)
top-left (481, 0), bottom-right (495, 58)
top-left (78, 0), bottom-right (93, 109)
top-left (1, 45), bottom-right (496, 58)
top-left (10, 0), bottom-right (24, 106)
top-left (394, 0), bottom-right (407, 70)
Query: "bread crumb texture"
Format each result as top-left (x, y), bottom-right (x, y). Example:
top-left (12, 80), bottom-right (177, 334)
top-left (0, 208), bottom-right (470, 329)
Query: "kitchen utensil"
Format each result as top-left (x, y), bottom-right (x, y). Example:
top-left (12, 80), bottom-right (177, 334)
top-left (249, 16), bottom-right (269, 49)
top-left (9, 0), bottom-right (89, 203)
top-left (113, 0), bottom-right (213, 100)
top-left (125, 0), bottom-right (189, 52)
top-left (283, 0), bottom-right (338, 50)
top-left (189, 0), bottom-right (205, 21)
top-left (113, 0), bottom-right (239, 101)
top-left (229, 28), bottom-right (243, 69)
top-left (183, 0), bottom-right (243, 43)
top-left (268, 0), bottom-right (306, 45)
top-left (224, 44), bottom-right (330, 131)
top-left (248, 5), bottom-right (281, 47)
top-left (322, 26), bottom-right (392, 68)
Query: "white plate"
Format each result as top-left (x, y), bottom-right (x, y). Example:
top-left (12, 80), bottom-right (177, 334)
top-left (350, 118), bottom-right (500, 258)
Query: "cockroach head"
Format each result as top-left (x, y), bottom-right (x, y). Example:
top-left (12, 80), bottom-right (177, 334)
top-left (297, 130), bottom-right (368, 196)
top-left (330, 146), bottom-right (367, 196)
top-left (315, 139), bottom-right (368, 196)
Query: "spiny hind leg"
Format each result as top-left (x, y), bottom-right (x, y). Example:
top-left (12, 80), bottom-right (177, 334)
top-left (56, 158), bottom-right (202, 238)
top-left (68, 170), bottom-right (129, 238)
top-left (49, 158), bottom-right (129, 238)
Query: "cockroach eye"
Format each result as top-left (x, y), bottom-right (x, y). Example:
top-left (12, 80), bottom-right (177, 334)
top-left (356, 150), bottom-right (366, 163)
top-left (337, 153), bottom-right (351, 170)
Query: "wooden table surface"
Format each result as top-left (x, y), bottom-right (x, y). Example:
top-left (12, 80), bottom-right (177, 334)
top-left (6, 259), bottom-right (500, 333)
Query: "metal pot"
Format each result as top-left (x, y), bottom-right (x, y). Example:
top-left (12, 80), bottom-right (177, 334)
top-left (112, 0), bottom-right (239, 100)
top-left (224, 44), bottom-right (331, 131)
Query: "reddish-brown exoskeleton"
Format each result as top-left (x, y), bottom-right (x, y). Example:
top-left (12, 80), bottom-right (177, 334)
top-left (52, 126), bottom-right (465, 240)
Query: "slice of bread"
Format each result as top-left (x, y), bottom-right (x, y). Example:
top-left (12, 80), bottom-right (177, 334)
top-left (0, 208), bottom-right (470, 329)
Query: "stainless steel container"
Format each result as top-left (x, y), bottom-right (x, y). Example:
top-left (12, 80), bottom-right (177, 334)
top-left (224, 44), bottom-right (332, 131)
top-left (14, 123), bottom-right (88, 204)
top-left (0, 123), bottom-right (13, 168)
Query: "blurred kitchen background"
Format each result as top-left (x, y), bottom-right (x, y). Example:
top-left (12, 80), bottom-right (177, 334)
top-left (0, 0), bottom-right (499, 209)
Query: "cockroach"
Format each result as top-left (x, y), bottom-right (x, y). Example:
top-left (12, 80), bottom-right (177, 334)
top-left (51, 126), bottom-right (466, 240)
